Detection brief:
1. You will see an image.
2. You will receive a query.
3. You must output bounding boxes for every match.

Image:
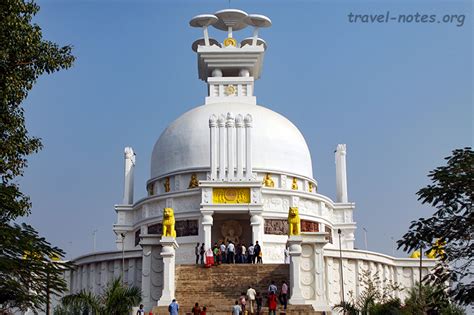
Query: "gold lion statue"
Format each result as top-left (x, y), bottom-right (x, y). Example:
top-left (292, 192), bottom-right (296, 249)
top-left (162, 207), bottom-right (176, 238)
top-left (288, 207), bottom-right (301, 236)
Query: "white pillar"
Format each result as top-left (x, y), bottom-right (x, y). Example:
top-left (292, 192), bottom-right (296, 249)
top-left (250, 212), bottom-right (264, 245)
top-left (288, 236), bottom-right (305, 305)
top-left (100, 261), bottom-right (107, 291)
top-left (235, 114), bottom-right (244, 179)
top-left (201, 211), bottom-right (214, 250)
top-left (209, 115), bottom-right (218, 180)
top-left (301, 233), bottom-right (329, 311)
top-left (335, 144), bottom-right (348, 203)
top-left (123, 147), bottom-right (135, 204)
top-left (218, 114), bottom-right (226, 180)
top-left (157, 237), bottom-right (179, 306)
top-left (244, 114), bottom-right (253, 179)
top-left (226, 112), bottom-right (235, 180)
top-left (203, 26), bottom-right (210, 46)
top-left (139, 234), bottom-right (161, 311)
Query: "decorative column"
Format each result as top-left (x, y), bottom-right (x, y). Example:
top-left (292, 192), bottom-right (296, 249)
top-left (301, 233), bottom-right (329, 311)
top-left (250, 211), bottom-right (264, 245)
top-left (139, 234), bottom-right (161, 311)
top-left (201, 211), bottom-right (214, 250)
top-left (335, 144), bottom-right (348, 203)
top-left (244, 114), bottom-right (253, 179)
top-left (157, 237), bottom-right (179, 306)
top-left (123, 147), bottom-right (135, 204)
top-left (235, 114), bottom-right (244, 179)
top-left (288, 235), bottom-right (305, 305)
top-left (218, 114), bottom-right (226, 180)
top-left (209, 115), bottom-right (218, 180)
top-left (226, 112), bottom-right (235, 180)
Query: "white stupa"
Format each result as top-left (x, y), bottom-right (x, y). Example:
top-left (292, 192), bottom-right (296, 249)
top-left (66, 9), bottom-right (435, 313)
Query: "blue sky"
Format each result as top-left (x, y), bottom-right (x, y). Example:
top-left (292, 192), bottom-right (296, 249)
top-left (22, 0), bottom-right (472, 259)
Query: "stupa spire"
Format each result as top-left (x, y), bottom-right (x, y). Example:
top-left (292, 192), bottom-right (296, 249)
top-left (189, 9), bottom-right (271, 105)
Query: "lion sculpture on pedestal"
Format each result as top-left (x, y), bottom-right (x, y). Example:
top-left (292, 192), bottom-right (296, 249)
top-left (162, 207), bottom-right (176, 238)
top-left (288, 207), bottom-right (301, 236)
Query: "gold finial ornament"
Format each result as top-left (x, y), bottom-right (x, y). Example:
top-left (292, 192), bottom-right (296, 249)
top-left (223, 37), bottom-right (237, 47)
top-left (162, 208), bottom-right (176, 238)
top-left (188, 173), bottom-right (199, 189)
top-left (291, 178), bottom-right (298, 190)
top-left (288, 207), bottom-right (301, 236)
top-left (164, 177), bottom-right (170, 192)
top-left (309, 182), bottom-right (313, 192)
top-left (263, 174), bottom-right (275, 187)
top-left (225, 84), bottom-right (236, 96)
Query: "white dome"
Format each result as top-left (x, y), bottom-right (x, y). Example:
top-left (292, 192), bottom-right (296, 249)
top-left (151, 103), bottom-right (313, 179)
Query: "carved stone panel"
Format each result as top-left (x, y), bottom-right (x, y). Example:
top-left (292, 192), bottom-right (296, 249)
top-left (264, 219), bottom-right (320, 235)
top-left (264, 219), bottom-right (287, 235)
top-left (147, 220), bottom-right (198, 237)
top-left (301, 220), bottom-right (319, 232)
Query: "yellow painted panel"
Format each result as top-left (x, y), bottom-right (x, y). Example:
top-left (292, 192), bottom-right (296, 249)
top-left (212, 188), bottom-right (250, 204)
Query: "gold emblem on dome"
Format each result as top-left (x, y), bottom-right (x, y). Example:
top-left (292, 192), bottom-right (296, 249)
top-left (263, 174), bottom-right (274, 187)
top-left (225, 84), bottom-right (236, 96)
top-left (308, 182), bottom-right (313, 192)
top-left (188, 173), bottom-right (199, 189)
top-left (291, 178), bottom-right (298, 190)
top-left (213, 188), bottom-right (250, 204)
top-left (163, 177), bottom-right (170, 193)
top-left (223, 37), bottom-right (237, 47)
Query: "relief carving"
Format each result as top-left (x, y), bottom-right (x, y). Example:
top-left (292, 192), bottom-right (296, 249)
top-left (147, 220), bottom-right (198, 237)
top-left (264, 219), bottom-right (287, 235)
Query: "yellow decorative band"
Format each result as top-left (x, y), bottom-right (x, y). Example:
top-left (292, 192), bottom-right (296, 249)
top-left (213, 188), bottom-right (250, 204)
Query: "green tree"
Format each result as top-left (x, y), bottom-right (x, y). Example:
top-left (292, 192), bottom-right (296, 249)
top-left (0, 0), bottom-right (75, 312)
top-left (60, 278), bottom-right (142, 315)
top-left (333, 270), bottom-right (403, 315)
top-left (397, 148), bottom-right (473, 305)
top-left (402, 283), bottom-right (465, 315)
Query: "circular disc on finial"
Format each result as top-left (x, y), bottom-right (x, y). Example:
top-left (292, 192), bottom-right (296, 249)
top-left (213, 9), bottom-right (248, 31)
top-left (189, 14), bottom-right (218, 27)
top-left (240, 37), bottom-right (267, 50)
top-left (244, 14), bottom-right (272, 28)
top-left (192, 38), bottom-right (221, 52)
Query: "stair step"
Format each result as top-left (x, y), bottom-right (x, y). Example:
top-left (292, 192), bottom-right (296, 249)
top-left (150, 264), bottom-right (321, 315)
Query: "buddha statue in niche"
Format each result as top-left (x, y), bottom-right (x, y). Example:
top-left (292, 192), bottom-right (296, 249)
top-left (291, 177), bottom-right (298, 190)
top-left (188, 173), bottom-right (199, 189)
top-left (263, 174), bottom-right (275, 187)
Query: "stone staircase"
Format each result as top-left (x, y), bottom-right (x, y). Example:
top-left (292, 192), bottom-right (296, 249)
top-left (152, 264), bottom-right (322, 315)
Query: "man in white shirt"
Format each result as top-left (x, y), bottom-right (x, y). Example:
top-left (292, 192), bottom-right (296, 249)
top-left (268, 280), bottom-right (277, 294)
top-left (246, 286), bottom-right (256, 314)
top-left (227, 241), bottom-right (235, 263)
top-left (136, 304), bottom-right (145, 315)
top-left (241, 244), bottom-right (246, 263)
top-left (280, 281), bottom-right (288, 310)
top-left (231, 300), bottom-right (241, 315)
top-left (220, 242), bottom-right (227, 263)
top-left (248, 244), bottom-right (255, 264)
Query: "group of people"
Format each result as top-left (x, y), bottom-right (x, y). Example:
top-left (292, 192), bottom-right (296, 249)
top-left (195, 240), bottom-right (263, 265)
top-left (231, 281), bottom-right (289, 315)
top-left (190, 302), bottom-right (207, 315)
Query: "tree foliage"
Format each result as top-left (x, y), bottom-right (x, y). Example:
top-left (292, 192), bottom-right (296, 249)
top-left (59, 278), bottom-right (142, 315)
top-left (0, 0), bottom-right (75, 312)
top-left (397, 148), bottom-right (473, 305)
